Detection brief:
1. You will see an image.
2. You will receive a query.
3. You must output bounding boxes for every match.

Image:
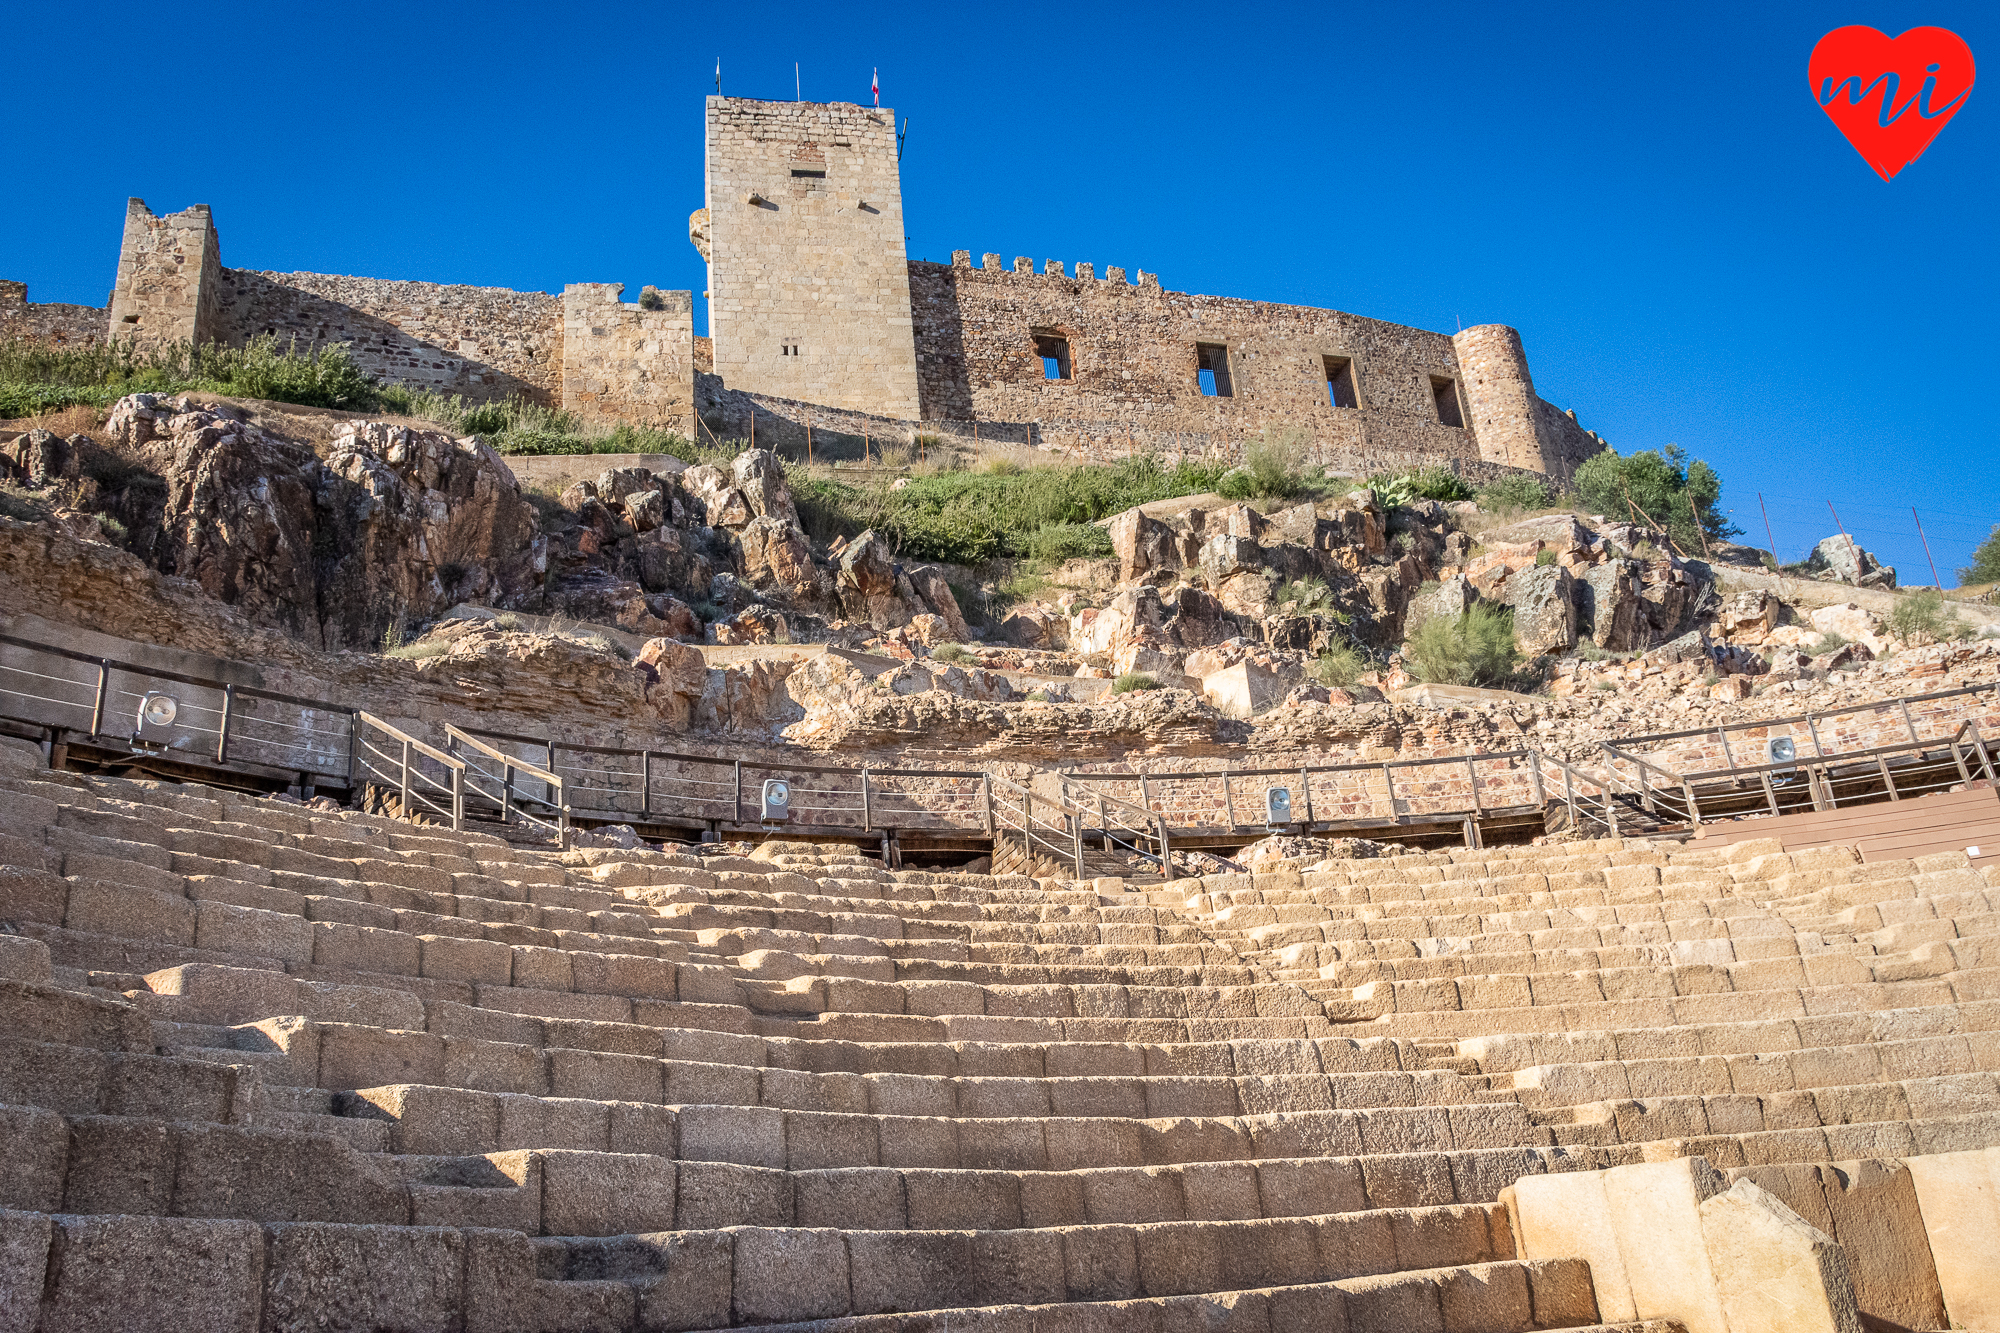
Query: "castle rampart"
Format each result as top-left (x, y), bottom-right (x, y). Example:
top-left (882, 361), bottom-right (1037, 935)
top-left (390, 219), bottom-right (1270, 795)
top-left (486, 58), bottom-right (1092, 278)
top-left (8, 102), bottom-right (1608, 479)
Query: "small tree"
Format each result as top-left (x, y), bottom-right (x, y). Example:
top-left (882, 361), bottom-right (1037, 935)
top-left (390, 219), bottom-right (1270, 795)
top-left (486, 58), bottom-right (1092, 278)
top-left (1960, 524), bottom-right (2000, 586)
top-left (1572, 443), bottom-right (1738, 554)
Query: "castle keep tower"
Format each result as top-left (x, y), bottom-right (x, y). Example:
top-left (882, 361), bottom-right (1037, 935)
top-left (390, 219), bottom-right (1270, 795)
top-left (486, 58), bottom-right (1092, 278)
top-left (701, 97), bottom-right (922, 420)
top-left (106, 198), bottom-right (223, 349)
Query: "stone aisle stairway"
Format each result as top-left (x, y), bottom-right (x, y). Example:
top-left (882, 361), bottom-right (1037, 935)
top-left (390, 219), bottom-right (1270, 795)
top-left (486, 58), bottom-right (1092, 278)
top-left (5, 731), bottom-right (1911, 1328)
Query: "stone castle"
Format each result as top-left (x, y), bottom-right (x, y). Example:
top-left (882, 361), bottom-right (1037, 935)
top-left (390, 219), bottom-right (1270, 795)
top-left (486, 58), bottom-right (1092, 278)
top-left (7, 97), bottom-right (1604, 479)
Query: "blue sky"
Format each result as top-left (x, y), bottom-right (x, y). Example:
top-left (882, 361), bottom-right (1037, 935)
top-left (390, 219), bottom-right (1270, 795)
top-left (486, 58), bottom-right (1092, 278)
top-left (4, 0), bottom-right (1994, 582)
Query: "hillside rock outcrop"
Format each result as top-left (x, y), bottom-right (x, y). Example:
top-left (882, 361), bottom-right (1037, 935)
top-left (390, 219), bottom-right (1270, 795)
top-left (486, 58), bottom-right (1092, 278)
top-left (100, 394), bottom-right (543, 650)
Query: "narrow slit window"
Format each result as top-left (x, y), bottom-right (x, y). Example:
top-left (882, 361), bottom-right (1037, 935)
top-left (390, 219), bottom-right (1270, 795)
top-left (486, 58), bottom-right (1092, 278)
top-left (790, 169), bottom-right (826, 178)
top-left (1196, 343), bottom-right (1233, 397)
top-left (1325, 355), bottom-right (1359, 409)
top-left (1033, 332), bottom-right (1071, 381)
top-left (1430, 375), bottom-right (1465, 428)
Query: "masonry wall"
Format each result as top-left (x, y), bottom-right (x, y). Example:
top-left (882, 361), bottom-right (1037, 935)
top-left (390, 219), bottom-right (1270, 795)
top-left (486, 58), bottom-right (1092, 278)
top-left (704, 97), bottom-right (922, 421)
top-left (106, 199), bottom-right (223, 348)
top-left (560, 285), bottom-right (695, 427)
top-left (212, 270), bottom-right (565, 404)
top-left (909, 255), bottom-right (1488, 471)
top-left (0, 283), bottom-right (105, 344)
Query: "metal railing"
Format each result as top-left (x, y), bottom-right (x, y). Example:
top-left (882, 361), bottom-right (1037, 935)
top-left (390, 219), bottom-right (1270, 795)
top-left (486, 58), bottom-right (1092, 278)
top-left (1058, 776), bottom-right (1177, 880)
top-left (454, 726), bottom-right (988, 834)
top-left (443, 724), bottom-right (570, 841)
top-left (0, 631), bottom-right (356, 781)
top-left (354, 712), bottom-right (464, 831)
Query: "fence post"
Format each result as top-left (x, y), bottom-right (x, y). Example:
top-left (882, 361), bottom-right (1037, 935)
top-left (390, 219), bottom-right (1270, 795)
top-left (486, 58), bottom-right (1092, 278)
top-left (1900, 699), bottom-right (1921, 744)
top-left (1381, 763), bottom-right (1397, 818)
top-left (1156, 816), bottom-right (1174, 881)
top-left (982, 773), bottom-right (995, 834)
top-left (400, 739), bottom-right (411, 814)
top-left (503, 759), bottom-right (515, 823)
top-left (1071, 814), bottom-right (1084, 880)
top-left (1876, 754), bottom-right (1899, 801)
top-left (1971, 723), bottom-right (1997, 783)
top-left (1300, 767), bottom-right (1313, 827)
top-left (1465, 757), bottom-right (1482, 815)
top-left (1221, 772), bottom-right (1235, 827)
top-left (89, 660), bottom-right (109, 736)
top-left (451, 765), bottom-right (464, 831)
top-left (1683, 780), bottom-right (1702, 827)
top-left (215, 684), bottom-right (235, 764)
top-left (733, 760), bottom-right (744, 825)
top-left (642, 751), bottom-right (653, 820)
top-left (861, 767), bottom-right (871, 831)
top-left (346, 711), bottom-right (360, 789)
top-left (1527, 755), bottom-right (1545, 807)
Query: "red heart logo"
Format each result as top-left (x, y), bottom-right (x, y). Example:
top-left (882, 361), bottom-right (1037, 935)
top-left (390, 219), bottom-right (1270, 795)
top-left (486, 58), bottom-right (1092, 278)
top-left (1810, 26), bottom-right (1976, 179)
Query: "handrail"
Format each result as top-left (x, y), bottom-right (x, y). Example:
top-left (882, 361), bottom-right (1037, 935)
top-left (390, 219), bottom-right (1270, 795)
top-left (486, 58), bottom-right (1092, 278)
top-left (1609, 678), bottom-right (1998, 751)
top-left (444, 724), bottom-right (564, 787)
top-left (353, 712), bottom-right (464, 831)
top-left (0, 631), bottom-right (350, 719)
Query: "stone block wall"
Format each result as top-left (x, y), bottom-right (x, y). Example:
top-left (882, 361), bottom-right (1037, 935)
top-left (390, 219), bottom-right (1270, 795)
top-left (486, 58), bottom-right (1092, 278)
top-left (106, 199), bottom-right (223, 348)
top-left (910, 257), bottom-right (1497, 470)
top-left (0, 282), bottom-right (105, 344)
top-left (213, 270), bottom-right (565, 405)
top-left (704, 97), bottom-right (922, 421)
top-left (560, 284), bottom-right (695, 428)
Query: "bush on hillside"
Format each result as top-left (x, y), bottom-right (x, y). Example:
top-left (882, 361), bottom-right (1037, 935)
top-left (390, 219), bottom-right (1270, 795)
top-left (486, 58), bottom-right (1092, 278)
top-left (1960, 524), bottom-right (2000, 587)
top-left (0, 333), bottom-right (377, 414)
top-left (1478, 474), bottom-right (1554, 513)
top-left (1405, 603), bottom-right (1518, 687)
top-left (1572, 443), bottom-right (1737, 554)
top-left (1312, 642), bottom-right (1365, 687)
top-left (1111, 672), bottom-right (1163, 693)
top-left (1887, 589), bottom-right (1969, 644)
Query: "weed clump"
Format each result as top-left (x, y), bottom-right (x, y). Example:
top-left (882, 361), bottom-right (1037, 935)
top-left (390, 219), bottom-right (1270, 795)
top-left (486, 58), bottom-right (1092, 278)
top-left (1886, 590), bottom-right (1968, 644)
top-left (1311, 643), bottom-right (1365, 687)
top-left (1478, 474), bottom-right (1554, 514)
top-left (1111, 672), bottom-right (1163, 694)
top-left (1404, 603), bottom-right (1518, 687)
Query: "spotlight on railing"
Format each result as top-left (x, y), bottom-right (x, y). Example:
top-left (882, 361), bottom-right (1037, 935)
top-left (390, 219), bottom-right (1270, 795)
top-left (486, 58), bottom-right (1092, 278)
top-left (761, 778), bottom-right (792, 824)
top-left (136, 691), bottom-right (181, 745)
top-left (1265, 786), bottom-right (1293, 831)
top-left (1765, 736), bottom-right (1798, 781)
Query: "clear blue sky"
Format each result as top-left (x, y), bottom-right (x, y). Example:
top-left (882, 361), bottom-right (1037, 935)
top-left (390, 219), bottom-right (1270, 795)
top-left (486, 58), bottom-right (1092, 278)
top-left (4, 0), bottom-right (1994, 583)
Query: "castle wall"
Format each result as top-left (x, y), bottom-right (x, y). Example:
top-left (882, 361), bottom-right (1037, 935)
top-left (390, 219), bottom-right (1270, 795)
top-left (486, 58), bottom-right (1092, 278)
top-left (0, 283), bottom-right (105, 344)
top-left (212, 270), bottom-right (564, 405)
top-left (560, 284), bottom-right (694, 428)
top-left (907, 256), bottom-right (1497, 474)
top-left (704, 97), bottom-right (922, 421)
top-left (106, 199), bottom-right (223, 348)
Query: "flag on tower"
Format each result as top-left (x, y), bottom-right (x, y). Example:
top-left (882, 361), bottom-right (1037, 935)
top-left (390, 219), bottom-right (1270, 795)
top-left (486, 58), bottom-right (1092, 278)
top-left (872, 69), bottom-right (879, 107)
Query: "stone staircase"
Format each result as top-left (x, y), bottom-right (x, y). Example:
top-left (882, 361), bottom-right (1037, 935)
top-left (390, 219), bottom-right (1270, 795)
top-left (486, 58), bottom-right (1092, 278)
top-left (0, 735), bottom-right (1990, 1327)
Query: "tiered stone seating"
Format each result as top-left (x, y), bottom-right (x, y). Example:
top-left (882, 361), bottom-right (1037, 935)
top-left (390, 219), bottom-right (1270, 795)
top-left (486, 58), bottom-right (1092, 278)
top-left (14, 728), bottom-right (1985, 1327)
top-left (1164, 838), bottom-right (2000, 1174)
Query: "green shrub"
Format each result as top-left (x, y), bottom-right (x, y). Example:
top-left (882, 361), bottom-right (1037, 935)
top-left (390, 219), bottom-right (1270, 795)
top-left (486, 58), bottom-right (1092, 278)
top-left (1534, 549), bottom-right (1557, 567)
top-left (1803, 632), bottom-right (1850, 657)
top-left (1886, 589), bottom-right (1968, 644)
top-left (1272, 576), bottom-right (1340, 616)
top-left (1024, 522), bottom-right (1114, 562)
top-left (1111, 672), bottom-right (1162, 693)
top-left (1025, 690), bottom-right (1050, 702)
top-left (1959, 524), bottom-right (2000, 587)
top-left (1312, 643), bottom-right (1364, 687)
top-left (1404, 603), bottom-right (1518, 687)
top-left (1572, 443), bottom-right (1738, 553)
top-left (0, 333), bottom-right (377, 414)
top-left (1218, 427), bottom-right (1311, 501)
top-left (930, 643), bottom-right (970, 664)
top-left (1479, 474), bottom-right (1554, 513)
top-left (1401, 465), bottom-right (1475, 502)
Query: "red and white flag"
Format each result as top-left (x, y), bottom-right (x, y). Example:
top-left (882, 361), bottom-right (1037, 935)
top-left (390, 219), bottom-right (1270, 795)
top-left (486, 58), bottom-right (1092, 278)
top-left (871, 69), bottom-right (879, 106)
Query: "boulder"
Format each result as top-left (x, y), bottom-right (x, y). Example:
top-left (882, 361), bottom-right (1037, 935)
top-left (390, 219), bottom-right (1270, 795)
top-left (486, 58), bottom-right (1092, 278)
top-left (1, 428), bottom-right (74, 486)
top-left (1804, 534), bottom-right (1895, 590)
top-left (1198, 533), bottom-right (1263, 584)
top-left (731, 449), bottom-right (799, 527)
top-left (624, 489), bottom-right (667, 533)
top-left (1164, 586), bottom-right (1235, 648)
top-left (1479, 513), bottom-right (1593, 553)
top-left (1715, 589), bottom-right (1780, 642)
top-left (1107, 507), bottom-right (1181, 584)
top-left (1465, 541), bottom-right (1544, 597)
top-left (1326, 491), bottom-right (1386, 556)
top-left (737, 514), bottom-right (828, 605)
top-left (710, 606), bottom-right (789, 645)
top-left (1499, 564), bottom-right (1578, 655)
top-left (904, 566), bottom-right (969, 643)
top-left (1405, 576), bottom-right (1476, 640)
top-left (1578, 562), bottom-right (1646, 651)
top-left (1708, 540), bottom-right (1769, 568)
top-left (1809, 602), bottom-right (1889, 655)
top-left (1202, 660), bottom-right (1292, 719)
top-left (1214, 570), bottom-right (1274, 619)
top-left (637, 637), bottom-right (710, 725)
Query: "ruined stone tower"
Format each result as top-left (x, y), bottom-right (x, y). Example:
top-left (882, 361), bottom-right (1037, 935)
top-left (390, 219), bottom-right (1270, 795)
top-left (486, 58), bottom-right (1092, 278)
top-left (105, 198), bottom-right (223, 349)
top-left (700, 96), bottom-right (922, 420)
